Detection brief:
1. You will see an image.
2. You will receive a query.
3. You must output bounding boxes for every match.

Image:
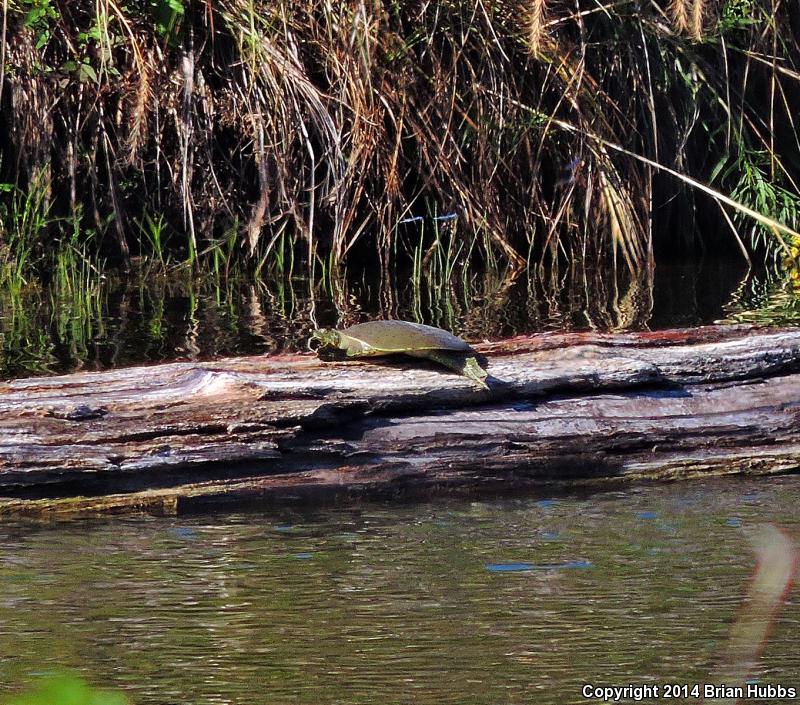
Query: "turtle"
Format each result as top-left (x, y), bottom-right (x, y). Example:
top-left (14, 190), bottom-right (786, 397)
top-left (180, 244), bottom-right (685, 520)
top-left (309, 320), bottom-right (489, 389)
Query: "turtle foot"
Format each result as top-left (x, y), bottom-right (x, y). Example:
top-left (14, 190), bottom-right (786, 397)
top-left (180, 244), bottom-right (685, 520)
top-left (463, 357), bottom-right (490, 390)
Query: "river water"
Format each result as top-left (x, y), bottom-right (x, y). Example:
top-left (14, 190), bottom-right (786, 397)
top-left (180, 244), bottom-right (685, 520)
top-left (1, 475), bottom-right (798, 704)
top-left (2, 259), bottom-right (798, 378)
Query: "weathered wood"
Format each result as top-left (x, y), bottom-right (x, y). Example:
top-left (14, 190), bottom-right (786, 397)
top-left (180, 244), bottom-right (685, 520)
top-left (0, 325), bottom-right (799, 517)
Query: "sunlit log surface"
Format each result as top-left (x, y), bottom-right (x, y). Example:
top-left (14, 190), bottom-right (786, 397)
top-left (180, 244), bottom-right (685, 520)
top-left (0, 325), bottom-right (798, 518)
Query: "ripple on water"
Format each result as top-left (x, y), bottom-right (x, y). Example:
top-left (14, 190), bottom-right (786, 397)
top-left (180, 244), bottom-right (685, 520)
top-left (0, 475), bottom-right (798, 704)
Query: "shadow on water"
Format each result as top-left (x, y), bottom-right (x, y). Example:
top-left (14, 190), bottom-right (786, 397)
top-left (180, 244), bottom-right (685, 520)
top-left (1, 255), bottom-right (796, 379)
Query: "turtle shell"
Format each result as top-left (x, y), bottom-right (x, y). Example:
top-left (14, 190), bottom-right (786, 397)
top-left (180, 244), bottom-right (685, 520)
top-left (339, 321), bottom-right (474, 353)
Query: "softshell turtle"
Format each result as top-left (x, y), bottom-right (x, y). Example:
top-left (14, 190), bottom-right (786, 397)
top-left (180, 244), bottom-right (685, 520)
top-left (310, 320), bottom-right (489, 389)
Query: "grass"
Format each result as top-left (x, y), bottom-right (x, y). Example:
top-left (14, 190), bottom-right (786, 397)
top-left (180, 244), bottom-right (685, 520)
top-left (0, 168), bottom-right (53, 281)
top-left (0, 0), bottom-right (798, 283)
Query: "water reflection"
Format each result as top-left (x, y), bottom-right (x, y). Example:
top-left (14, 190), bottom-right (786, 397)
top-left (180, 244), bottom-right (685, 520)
top-left (2, 256), bottom-right (795, 378)
top-left (0, 476), bottom-right (798, 704)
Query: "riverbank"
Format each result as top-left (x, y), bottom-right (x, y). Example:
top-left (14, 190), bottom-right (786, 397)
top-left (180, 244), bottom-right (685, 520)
top-left (1, 0), bottom-right (798, 278)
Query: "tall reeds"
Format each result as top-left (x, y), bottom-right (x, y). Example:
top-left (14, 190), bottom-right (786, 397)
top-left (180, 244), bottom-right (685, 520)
top-left (0, 0), bottom-right (797, 279)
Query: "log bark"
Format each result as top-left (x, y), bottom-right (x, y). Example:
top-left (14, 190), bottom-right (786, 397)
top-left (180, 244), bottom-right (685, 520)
top-left (0, 325), bottom-right (798, 518)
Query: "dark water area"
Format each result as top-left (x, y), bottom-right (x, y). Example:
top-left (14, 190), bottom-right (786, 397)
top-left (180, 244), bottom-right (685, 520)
top-left (1, 257), bottom-right (798, 378)
top-left (0, 475), bottom-right (798, 704)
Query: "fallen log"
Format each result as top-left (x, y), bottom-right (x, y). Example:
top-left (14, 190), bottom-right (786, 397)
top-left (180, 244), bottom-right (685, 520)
top-left (0, 325), bottom-right (798, 518)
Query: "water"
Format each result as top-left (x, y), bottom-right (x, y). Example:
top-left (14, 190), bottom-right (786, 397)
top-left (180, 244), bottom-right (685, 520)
top-left (3, 257), bottom-right (797, 379)
top-left (1, 475), bottom-right (798, 704)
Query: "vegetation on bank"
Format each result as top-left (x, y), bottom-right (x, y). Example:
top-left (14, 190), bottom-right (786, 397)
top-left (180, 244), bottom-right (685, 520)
top-left (0, 0), bottom-right (797, 279)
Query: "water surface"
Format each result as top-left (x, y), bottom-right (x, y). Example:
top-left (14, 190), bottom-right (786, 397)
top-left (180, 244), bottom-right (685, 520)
top-left (3, 257), bottom-right (797, 379)
top-left (1, 475), bottom-right (798, 704)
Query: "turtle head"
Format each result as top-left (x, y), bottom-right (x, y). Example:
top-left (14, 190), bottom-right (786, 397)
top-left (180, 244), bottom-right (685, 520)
top-left (309, 328), bottom-right (345, 359)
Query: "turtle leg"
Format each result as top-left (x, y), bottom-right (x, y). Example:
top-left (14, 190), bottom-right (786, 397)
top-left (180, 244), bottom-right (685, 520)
top-left (462, 356), bottom-right (490, 390)
top-left (409, 350), bottom-right (489, 390)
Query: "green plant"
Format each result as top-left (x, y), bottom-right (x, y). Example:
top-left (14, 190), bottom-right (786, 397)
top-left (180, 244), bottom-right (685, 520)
top-left (20, 0), bottom-right (59, 49)
top-left (719, 0), bottom-right (758, 34)
top-left (0, 0), bottom-right (798, 279)
top-left (3, 675), bottom-right (127, 705)
top-left (0, 169), bottom-right (54, 281)
top-left (151, 0), bottom-right (184, 39)
top-left (137, 212), bottom-right (168, 265)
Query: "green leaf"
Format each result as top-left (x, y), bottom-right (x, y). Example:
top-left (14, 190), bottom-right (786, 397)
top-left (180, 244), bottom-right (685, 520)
top-left (709, 155), bottom-right (729, 184)
top-left (78, 61), bottom-right (98, 83)
top-left (35, 30), bottom-right (50, 50)
top-left (151, 0), bottom-right (185, 37)
top-left (24, 8), bottom-right (43, 28)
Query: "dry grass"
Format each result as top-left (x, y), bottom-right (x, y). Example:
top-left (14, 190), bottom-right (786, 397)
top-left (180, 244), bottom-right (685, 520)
top-left (524, 0), bottom-right (548, 57)
top-left (670, 0), bottom-right (691, 34)
top-left (1, 0), bottom-right (798, 278)
top-left (691, 0), bottom-right (706, 41)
